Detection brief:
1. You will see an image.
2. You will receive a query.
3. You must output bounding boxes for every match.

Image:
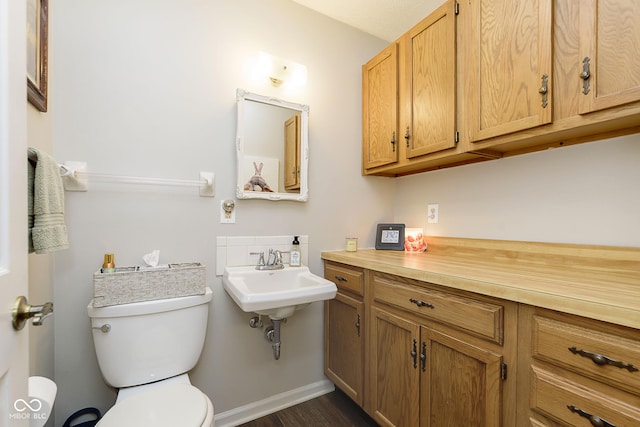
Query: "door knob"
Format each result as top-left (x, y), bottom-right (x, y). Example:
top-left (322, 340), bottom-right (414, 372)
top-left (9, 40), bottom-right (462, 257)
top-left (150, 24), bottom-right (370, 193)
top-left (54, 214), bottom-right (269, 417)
top-left (12, 296), bottom-right (54, 330)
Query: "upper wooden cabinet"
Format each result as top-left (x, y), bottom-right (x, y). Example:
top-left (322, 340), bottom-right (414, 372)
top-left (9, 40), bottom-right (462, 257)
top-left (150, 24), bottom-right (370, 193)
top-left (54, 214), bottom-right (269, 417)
top-left (362, 0), bottom-right (640, 177)
top-left (362, 0), bottom-right (481, 176)
top-left (578, 0), bottom-right (640, 114)
top-left (462, 0), bottom-right (640, 151)
top-left (403, 0), bottom-right (457, 158)
top-left (463, 0), bottom-right (553, 142)
top-left (362, 44), bottom-right (399, 170)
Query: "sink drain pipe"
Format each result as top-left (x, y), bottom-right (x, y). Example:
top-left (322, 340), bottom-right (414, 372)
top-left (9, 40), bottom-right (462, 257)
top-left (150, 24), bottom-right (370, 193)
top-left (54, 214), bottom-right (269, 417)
top-left (265, 319), bottom-right (282, 360)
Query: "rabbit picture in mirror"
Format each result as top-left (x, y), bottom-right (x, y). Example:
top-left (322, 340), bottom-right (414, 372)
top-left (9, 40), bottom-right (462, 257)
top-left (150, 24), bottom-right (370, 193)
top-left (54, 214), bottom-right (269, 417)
top-left (244, 161), bottom-right (274, 192)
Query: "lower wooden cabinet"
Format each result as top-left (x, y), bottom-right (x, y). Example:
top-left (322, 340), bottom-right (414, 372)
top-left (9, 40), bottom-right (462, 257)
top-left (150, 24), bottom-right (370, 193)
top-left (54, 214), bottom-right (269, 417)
top-left (322, 241), bottom-right (640, 427)
top-left (369, 306), bottom-right (504, 426)
top-left (518, 305), bottom-right (640, 426)
top-left (324, 262), bottom-right (365, 406)
top-left (325, 292), bottom-right (364, 406)
top-left (369, 307), bottom-right (420, 426)
top-left (423, 327), bottom-right (503, 426)
top-left (324, 262), bottom-right (640, 427)
top-left (368, 273), bottom-right (512, 427)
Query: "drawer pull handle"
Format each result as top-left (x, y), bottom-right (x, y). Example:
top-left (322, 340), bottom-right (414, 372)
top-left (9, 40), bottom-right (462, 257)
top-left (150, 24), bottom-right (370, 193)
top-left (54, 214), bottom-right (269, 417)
top-left (409, 298), bottom-right (434, 309)
top-left (568, 347), bottom-right (639, 372)
top-left (334, 275), bottom-right (348, 282)
top-left (567, 405), bottom-right (616, 427)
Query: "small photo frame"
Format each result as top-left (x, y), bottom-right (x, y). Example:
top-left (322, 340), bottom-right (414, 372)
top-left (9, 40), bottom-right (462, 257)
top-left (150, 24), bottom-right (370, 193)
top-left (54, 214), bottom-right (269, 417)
top-left (375, 223), bottom-right (405, 251)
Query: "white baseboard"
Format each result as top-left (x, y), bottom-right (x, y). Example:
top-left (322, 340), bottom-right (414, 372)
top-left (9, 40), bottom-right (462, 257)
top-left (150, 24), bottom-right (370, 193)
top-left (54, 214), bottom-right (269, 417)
top-left (213, 379), bottom-right (335, 427)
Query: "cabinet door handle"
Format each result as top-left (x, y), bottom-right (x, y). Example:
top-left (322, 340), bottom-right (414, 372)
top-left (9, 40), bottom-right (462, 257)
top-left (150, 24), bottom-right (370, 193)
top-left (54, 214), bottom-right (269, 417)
top-left (568, 347), bottom-right (639, 372)
top-left (409, 298), bottom-right (434, 309)
top-left (411, 339), bottom-right (418, 369)
top-left (567, 405), bottom-right (616, 427)
top-left (420, 341), bottom-right (427, 372)
top-left (334, 275), bottom-right (348, 282)
top-left (390, 131), bottom-right (396, 152)
top-left (355, 314), bottom-right (360, 337)
top-left (580, 56), bottom-right (591, 95)
top-left (404, 126), bottom-right (410, 148)
top-left (539, 73), bottom-right (549, 108)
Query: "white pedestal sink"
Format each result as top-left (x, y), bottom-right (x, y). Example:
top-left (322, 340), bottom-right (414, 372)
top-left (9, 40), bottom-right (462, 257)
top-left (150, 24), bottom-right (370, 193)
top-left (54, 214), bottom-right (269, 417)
top-left (222, 265), bottom-right (337, 320)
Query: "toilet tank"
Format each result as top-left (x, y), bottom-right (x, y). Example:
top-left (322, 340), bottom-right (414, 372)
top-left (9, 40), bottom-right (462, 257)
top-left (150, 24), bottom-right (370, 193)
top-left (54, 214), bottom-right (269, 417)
top-left (87, 288), bottom-right (213, 388)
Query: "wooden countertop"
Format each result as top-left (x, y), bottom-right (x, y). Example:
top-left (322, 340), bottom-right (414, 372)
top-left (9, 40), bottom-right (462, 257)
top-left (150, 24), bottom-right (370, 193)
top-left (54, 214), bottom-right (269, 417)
top-left (321, 237), bottom-right (640, 329)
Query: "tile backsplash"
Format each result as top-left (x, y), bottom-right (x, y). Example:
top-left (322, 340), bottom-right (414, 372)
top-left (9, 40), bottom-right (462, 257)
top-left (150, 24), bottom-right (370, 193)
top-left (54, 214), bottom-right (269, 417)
top-left (216, 235), bottom-right (309, 276)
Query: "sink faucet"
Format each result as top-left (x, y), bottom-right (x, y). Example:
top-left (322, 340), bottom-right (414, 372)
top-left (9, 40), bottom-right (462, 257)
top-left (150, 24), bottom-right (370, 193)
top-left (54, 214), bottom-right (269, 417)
top-left (250, 249), bottom-right (286, 270)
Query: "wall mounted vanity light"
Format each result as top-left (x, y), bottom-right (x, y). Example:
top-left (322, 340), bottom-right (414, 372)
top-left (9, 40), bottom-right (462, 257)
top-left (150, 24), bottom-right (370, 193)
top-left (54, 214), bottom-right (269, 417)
top-left (254, 51), bottom-right (307, 88)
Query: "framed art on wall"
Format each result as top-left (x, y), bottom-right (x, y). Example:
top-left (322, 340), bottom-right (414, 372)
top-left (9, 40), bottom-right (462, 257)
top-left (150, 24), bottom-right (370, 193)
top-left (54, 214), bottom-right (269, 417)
top-left (27, 0), bottom-right (48, 112)
top-left (375, 223), bottom-right (405, 250)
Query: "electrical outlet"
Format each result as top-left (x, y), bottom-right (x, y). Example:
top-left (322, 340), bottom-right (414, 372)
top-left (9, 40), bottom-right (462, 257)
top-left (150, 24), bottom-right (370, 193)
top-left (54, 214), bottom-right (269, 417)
top-left (427, 204), bottom-right (439, 224)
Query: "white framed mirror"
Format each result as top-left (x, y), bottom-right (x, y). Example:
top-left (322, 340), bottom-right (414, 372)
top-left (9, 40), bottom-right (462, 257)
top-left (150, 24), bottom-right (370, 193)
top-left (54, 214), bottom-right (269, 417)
top-left (235, 89), bottom-right (309, 202)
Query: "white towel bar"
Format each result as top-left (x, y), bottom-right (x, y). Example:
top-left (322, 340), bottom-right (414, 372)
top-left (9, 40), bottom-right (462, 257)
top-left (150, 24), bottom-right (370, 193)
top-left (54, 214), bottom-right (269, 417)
top-left (59, 161), bottom-right (215, 197)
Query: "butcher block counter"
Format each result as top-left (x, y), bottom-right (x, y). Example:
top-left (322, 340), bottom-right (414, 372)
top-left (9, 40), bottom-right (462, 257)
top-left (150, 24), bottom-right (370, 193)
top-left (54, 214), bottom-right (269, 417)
top-left (321, 236), bottom-right (640, 329)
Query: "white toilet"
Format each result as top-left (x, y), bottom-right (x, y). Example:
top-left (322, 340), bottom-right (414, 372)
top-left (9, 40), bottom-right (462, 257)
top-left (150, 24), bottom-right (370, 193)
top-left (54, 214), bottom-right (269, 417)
top-left (87, 287), bottom-right (214, 427)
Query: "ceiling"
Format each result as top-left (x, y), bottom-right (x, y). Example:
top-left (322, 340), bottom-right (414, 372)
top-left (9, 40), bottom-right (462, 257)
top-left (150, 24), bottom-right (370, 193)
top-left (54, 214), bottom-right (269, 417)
top-left (291, 0), bottom-right (443, 42)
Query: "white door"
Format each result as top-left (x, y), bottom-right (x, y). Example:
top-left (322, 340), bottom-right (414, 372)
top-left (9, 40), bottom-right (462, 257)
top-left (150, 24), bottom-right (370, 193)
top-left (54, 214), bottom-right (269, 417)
top-left (0, 0), bottom-right (30, 425)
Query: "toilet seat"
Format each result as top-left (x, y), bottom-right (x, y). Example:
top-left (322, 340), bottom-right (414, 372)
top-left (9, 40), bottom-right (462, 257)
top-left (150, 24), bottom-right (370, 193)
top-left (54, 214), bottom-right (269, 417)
top-left (97, 383), bottom-right (212, 427)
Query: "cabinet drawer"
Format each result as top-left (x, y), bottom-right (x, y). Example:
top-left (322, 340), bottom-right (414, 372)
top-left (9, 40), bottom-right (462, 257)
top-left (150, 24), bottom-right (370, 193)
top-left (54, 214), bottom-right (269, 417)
top-left (372, 273), bottom-right (503, 344)
top-left (531, 366), bottom-right (640, 427)
top-left (533, 315), bottom-right (640, 396)
top-left (324, 262), bottom-right (364, 296)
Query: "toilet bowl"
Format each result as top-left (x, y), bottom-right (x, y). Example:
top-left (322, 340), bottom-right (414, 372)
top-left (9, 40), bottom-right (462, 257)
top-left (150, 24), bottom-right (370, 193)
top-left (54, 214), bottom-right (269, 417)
top-left (97, 375), bottom-right (214, 427)
top-left (87, 288), bottom-right (214, 427)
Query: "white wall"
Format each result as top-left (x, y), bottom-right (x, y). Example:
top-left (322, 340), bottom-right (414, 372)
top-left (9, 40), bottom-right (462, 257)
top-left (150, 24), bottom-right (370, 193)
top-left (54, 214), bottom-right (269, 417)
top-left (394, 134), bottom-right (640, 247)
top-left (50, 0), bottom-right (391, 424)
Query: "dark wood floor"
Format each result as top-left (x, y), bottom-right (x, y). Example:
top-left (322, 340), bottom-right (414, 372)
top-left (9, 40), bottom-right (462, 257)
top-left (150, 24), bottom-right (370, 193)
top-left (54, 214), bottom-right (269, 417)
top-left (238, 388), bottom-right (378, 427)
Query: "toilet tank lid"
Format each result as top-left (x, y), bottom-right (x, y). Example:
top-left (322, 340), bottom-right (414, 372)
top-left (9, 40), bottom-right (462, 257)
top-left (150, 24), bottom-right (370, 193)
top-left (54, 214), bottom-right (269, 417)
top-left (87, 287), bottom-right (212, 318)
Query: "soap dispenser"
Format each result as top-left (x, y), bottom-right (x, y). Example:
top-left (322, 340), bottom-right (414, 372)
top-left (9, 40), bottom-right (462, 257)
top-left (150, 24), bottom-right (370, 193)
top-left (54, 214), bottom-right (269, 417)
top-left (290, 236), bottom-right (301, 267)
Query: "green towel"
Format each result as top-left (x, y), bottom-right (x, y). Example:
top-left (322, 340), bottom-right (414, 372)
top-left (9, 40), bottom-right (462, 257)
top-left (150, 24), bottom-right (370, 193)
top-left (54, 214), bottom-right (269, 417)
top-left (28, 147), bottom-right (69, 254)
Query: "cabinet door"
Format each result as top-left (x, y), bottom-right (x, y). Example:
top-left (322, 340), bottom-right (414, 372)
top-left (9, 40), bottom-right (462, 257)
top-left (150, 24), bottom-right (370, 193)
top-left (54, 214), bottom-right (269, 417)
top-left (370, 307), bottom-right (420, 427)
top-left (284, 113), bottom-right (300, 190)
top-left (405, 0), bottom-right (457, 158)
top-left (578, 0), bottom-right (640, 114)
top-left (324, 292), bottom-right (364, 406)
top-left (363, 44), bottom-right (399, 170)
top-left (465, 0), bottom-right (553, 142)
top-left (421, 328), bottom-right (502, 427)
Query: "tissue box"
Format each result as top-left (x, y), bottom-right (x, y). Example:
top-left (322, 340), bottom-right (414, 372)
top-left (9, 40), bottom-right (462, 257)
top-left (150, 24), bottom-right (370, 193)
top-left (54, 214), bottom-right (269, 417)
top-left (92, 263), bottom-right (206, 307)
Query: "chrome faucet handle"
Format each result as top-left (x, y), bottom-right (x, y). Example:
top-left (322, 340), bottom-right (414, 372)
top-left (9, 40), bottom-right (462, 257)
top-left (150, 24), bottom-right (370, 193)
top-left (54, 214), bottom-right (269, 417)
top-left (274, 250), bottom-right (283, 265)
top-left (266, 248), bottom-right (277, 266)
top-left (249, 251), bottom-right (266, 266)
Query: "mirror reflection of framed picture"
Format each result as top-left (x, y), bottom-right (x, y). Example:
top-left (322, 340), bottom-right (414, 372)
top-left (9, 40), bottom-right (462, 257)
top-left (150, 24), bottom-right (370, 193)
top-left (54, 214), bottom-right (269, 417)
top-left (27, 0), bottom-right (48, 112)
top-left (375, 223), bottom-right (405, 250)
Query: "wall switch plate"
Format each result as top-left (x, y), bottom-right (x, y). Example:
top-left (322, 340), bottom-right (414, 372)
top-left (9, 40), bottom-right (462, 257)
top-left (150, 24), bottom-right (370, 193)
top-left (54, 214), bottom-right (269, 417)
top-left (427, 204), bottom-right (439, 224)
